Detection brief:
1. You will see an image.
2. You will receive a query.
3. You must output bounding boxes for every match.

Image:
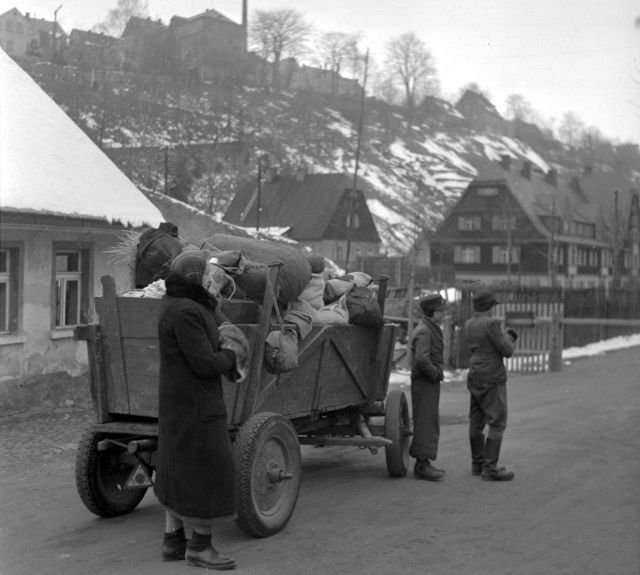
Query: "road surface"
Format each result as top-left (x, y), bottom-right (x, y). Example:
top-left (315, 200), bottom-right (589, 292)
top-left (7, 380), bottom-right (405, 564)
top-left (1, 347), bottom-right (638, 575)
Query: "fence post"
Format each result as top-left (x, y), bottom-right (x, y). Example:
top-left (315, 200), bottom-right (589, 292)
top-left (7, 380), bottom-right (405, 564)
top-left (443, 315), bottom-right (452, 369)
top-left (549, 312), bottom-right (563, 372)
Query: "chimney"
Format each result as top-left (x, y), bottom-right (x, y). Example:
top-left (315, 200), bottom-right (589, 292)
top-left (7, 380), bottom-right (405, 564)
top-left (545, 168), bottom-right (558, 187)
top-left (584, 165), bottom-right (593, 176)
top-left (521, 160), bottom-right (532, 180)
top-left (500, 154), bottom-right (511, 171)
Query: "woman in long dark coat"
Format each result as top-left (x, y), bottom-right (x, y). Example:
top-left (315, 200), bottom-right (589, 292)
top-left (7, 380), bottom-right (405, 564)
top-left (155, 250), bottom-right (237, 570)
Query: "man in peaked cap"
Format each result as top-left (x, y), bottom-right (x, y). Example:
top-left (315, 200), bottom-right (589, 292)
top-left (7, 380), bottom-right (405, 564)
top-left (463, 290), bottom-right (518, 481)
top-left (409, 293), bottom-right (447, 481)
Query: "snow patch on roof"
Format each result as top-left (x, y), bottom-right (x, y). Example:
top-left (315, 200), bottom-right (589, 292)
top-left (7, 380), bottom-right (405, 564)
top-left (0, 49), bottom-right (164, 228)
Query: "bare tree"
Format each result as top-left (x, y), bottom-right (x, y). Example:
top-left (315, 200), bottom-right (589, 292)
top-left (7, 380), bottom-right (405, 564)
top-left (384, 32), bottom-right (438, 115)
top-left (558, 111), bottom-right (584, 147)
top-left (93, 0), bottom-right (149, 36)
top-left (249, 8), bottom-right (313, 90)
top-left (315, 31), bottom-right (361, 92)
top-left (505, 93), bottom-right (533, 122)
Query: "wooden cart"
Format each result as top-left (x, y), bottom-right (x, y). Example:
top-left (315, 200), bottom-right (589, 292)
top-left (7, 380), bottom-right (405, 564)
top-left (74, 269), bottom-right (411, 538)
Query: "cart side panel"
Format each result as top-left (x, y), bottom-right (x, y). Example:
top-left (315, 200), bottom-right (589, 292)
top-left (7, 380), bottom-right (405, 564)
top-left (116, 301), bottom-right (254, 420)
top-left (256, 325), bottom-right (394, 417)
top-left (95, 294), bottom-right (129, 415)
top-left (370, 324), bottom-right (399, 401)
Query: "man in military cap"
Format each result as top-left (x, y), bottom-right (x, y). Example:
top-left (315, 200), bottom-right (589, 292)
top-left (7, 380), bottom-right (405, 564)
top-left (463, 290), bottom-right (517, 481)
top-left (409, 293), bottom-right (447, 481)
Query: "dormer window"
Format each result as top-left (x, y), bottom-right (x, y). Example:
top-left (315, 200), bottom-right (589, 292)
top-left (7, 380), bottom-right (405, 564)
top-left (346, 212), bottom-right (360, 229)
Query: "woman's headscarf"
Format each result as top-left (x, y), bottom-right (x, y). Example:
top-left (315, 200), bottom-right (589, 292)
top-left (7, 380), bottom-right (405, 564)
top-left (165, 250), bottom-right (217, 310)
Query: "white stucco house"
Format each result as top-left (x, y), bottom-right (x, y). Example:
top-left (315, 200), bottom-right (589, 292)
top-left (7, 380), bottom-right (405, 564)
top-left (0, 48), bottom-right (164, 410)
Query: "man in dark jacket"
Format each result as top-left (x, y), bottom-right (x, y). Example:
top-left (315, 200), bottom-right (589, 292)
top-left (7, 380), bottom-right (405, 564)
top-left (410, 293), bottom-right (447, 481)
top-left (464, 290), bottom-right (517, 481)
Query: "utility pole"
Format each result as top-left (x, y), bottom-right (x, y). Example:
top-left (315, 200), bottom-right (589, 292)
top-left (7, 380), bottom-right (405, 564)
top-left (164, 147), bottom-right (169, 194)
top-left (344, 49), bottom-right (369, 272)
top-left (613, 189), bottom-right (620, 288)
top-left (548, 198), bottom-right (557, 287)
top-left (256, 160), bottom-right (262, 232)
top-left (52, 5), bottom-right (62, 64)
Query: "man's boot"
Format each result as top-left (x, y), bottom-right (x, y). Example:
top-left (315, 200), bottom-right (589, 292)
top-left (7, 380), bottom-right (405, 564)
top-left (481, 437), bottom-right (514, 481)
top-left (469, 435), bottom-right (485, 476)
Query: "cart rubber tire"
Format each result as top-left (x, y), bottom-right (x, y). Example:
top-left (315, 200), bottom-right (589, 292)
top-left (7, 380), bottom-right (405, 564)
top-left (75, 429), bottom-right (148, 517)
top-left (234, 412), bottom-right (301, 538)
top-left (384, 389), bottom-right (411, 477)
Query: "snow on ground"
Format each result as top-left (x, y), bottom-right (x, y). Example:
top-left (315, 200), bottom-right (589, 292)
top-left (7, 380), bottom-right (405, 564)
top-left (389, 332), bottom-right (640, 387)
top-left (562, 333), bottom-right (640, 360)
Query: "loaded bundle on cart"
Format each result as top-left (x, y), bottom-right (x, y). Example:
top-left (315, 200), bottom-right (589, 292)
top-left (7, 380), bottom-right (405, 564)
top-left (74, 226), bottom-right (411, 537)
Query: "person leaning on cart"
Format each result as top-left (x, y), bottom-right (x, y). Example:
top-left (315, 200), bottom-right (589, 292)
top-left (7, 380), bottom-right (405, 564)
top-left (463, 290), bottom-right (517, 482)
top-left (409, 293), bottom-right (447, 481)
top-left (155, 250), bottom-right (240, 570)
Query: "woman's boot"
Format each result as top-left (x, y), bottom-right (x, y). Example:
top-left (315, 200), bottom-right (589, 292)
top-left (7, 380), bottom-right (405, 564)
top-left (185, 531), bottom-right (236, 570)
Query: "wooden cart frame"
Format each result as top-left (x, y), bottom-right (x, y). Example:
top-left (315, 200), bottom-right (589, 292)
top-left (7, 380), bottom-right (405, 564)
top-left (74, 268), bottom-right (411, 537)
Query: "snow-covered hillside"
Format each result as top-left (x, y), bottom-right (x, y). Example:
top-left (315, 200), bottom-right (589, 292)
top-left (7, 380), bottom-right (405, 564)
top-left (29, 68), bottom-right (554, 254)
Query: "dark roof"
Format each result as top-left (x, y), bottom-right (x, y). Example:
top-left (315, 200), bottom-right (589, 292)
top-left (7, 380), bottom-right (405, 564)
top-left (457, 90), bottom-right (502, 118)
top-left (121, 16), bottom-right (166, 37)
top-left (188, 8), bottom-right (236, 24)
top-left (70, 29), bottom-right (117, 45)
top-left (224, 172), bottom-right (374, 240)
top-left (467, 160), bottom-right (639, 246)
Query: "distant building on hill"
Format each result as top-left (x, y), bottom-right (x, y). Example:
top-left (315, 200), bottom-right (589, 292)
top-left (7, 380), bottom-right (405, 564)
top-left (0, 7), bottom-right (67, 61)
top-left (456, 89), bottom-right (507, 134)
top-left (224, 169), bottom-right (381, 269)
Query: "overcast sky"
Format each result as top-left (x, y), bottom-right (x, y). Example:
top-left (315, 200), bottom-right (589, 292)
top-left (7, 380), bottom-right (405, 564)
top-left (21, 0), bottom-right (640, 144)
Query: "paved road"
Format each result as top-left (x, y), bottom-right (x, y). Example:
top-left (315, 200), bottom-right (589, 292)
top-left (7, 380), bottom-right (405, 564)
top-left (1, 347), bottom-right (638, 575)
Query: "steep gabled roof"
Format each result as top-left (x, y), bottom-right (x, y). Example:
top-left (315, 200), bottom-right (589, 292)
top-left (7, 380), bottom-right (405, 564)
top-left (456, 89), bottom-right (502, 119)
top-left (460, 161), bottom-right (638, 247)
top-left (121, 16), bottom-right (166, 37)
top-left (224, 172), bottom-right (373, 241)
top-left (0, 48), bottom-right (163, 228)
top-left (570, 170), bottom-right (640, 243)
top-left (188, 8), bottom-right (236, 24)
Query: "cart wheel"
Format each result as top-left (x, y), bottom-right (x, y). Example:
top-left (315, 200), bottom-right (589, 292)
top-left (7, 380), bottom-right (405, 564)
top-left (234, 412), bottom-right (301, 538)
top-left (384, 389), bottom-right (411, 477)
top-left (75, 429), bottom-right (148, 517)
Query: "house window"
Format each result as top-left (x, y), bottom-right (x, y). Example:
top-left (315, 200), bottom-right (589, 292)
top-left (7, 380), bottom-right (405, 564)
top-left (476, 187), bottom-right (498, 197)
top-left (0, 248), bottom-right (20, 334)
top-left (454, 245), bottom-right (481, 264)
top-left (491, 215), bottom-right (516, 231)
top-left (7, 39), bottom-right (14, 52)
top-left (346, 212), bottom-right (360, 229)
top-left (574, 222), bottom-right (595, 238)
top-left (588, 249), bottom-right (598, 267)
top-left (458, 216), bottom-right (481, 231)
top-left (54, 247), bottom-right (91, 328)
top-left (492, 246), bottom-right (520, 264)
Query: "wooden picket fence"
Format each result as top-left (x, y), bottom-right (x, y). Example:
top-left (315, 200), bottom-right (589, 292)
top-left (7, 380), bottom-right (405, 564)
top-left (388, 285), bottom-right (640, 374)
